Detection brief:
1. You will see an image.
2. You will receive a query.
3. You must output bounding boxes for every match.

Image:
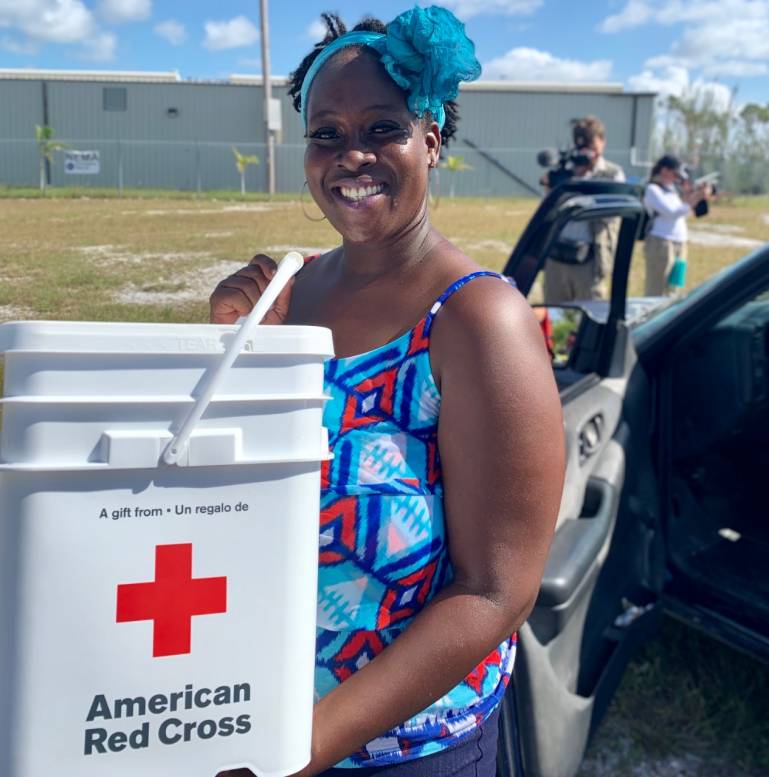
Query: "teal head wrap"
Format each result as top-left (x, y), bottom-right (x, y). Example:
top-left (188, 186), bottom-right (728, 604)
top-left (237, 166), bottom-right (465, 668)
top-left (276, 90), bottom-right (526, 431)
top-left (300, 6), bottom-right (481, 132)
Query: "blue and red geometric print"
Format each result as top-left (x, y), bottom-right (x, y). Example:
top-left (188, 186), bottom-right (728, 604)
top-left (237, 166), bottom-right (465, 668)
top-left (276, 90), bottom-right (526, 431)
top-left (316, 272), bottom-right (517, 766)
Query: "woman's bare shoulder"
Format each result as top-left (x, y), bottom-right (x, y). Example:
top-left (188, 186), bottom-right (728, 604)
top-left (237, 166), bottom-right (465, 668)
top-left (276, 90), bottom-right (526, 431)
top-left (427, 263), bottom-right (543, 386)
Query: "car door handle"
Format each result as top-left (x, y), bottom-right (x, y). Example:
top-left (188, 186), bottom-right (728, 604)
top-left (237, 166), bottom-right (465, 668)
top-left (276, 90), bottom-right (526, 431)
top-left (537, 478), bottom-right (618, 609)
top-left (579, 414), bottom-right (604, 462)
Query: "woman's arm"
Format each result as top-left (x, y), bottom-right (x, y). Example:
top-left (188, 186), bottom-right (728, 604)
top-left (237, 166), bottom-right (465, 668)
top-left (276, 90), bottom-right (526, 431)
top-left (644, 183), bottom-right (691, 219)
top-left (295, 279), bottom-right (564, 773)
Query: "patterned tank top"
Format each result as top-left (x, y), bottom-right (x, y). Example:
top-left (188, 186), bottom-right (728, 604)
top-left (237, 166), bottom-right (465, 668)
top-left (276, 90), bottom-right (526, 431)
top-left (315, 270), bottom-right (518, 766)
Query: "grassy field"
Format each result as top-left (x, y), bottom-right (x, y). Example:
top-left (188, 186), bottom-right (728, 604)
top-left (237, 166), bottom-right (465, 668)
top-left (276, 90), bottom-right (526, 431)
top-left (2, 189), bottom-right (768, 326)
top-left (1, 189), bottom-right (769, 775)
top-left (578, 617), bottom-right (769, 777)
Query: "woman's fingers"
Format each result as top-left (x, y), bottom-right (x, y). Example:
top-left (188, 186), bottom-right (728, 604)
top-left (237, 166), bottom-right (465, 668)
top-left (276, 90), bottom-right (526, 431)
top-left (210, 267), bottom-right (267, 323)
top-left (271, 276), bottom-right (295, 322)
top-left (209, 254), bottom-right (294, 325)
top-left (250, 253), bottom-right (278, 276)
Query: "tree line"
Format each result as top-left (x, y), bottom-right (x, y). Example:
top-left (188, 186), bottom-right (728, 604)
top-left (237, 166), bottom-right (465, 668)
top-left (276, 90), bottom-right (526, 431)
top-left (658, 87), bottom-right (769, 195)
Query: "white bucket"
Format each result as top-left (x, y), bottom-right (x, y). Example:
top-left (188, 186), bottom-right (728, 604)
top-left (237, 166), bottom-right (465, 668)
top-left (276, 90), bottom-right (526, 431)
top-left (0, 320), bottom-right (334, 777)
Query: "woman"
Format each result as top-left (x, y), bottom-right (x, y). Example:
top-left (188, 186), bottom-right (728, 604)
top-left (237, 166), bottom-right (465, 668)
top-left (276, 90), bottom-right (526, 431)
top-left (212, 7), bottom-right (564, 775)
top-left (643, 154), bottom-right (710, 296)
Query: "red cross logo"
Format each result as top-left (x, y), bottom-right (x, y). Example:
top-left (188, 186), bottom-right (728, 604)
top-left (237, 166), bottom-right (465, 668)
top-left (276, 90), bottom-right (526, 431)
top-left (116, 543), bottom-right (227, 658)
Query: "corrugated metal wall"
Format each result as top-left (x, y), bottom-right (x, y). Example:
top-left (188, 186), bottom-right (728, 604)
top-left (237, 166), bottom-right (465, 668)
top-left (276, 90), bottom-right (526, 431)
top-left (449, 88), bottom-right (655, 196)
top-left (0, 78), bottom-right (654, 194)
top-left (1, 80), bottom-right (45, 186)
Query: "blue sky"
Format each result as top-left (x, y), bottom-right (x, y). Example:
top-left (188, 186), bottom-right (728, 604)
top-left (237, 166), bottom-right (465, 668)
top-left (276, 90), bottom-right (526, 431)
top-left (1, 1), bottom-right (768, 104)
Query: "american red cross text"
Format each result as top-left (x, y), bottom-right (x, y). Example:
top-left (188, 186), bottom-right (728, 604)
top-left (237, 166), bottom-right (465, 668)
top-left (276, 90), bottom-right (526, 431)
top-left (116, 543), bottom-right (227, 657)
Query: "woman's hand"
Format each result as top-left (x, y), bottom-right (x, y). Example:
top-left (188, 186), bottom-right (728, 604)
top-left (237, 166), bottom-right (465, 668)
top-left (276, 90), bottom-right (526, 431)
top-left (209, 254), bottom-right (294, 325)
top-left (683, 182), bottom-right (713, 209)
top-left (683, 189), bottom-right (701, 208)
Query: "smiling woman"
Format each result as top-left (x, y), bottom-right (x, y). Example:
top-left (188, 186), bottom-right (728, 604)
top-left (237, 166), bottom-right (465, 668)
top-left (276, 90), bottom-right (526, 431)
top-left (211, 6), bottom-right (564, 776)
top-left (304, 48), bottom-right (437, 246)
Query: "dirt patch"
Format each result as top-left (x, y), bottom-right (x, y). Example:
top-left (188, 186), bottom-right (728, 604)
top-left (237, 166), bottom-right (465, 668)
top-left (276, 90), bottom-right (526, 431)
top-left (687, 229), bottom-right (764, 249)
top-left (452, 238), bottom-right (514, 254)
top-left (220, 203), bottom-right (293, 212)
top-left (113, 260), bottom-right (244, 305)
top-left (78, 245), bottom-right (214, 267)
top-left (696, 223), bottom-right (746, 234)
top-left (265, 244), bottom-right (335, 256)
top-left (140, 203), bottom-right (294, 216)
top-left (484, 207), bottom-right (528, 216)
top-left (0, 304), bottom-right (37, 322)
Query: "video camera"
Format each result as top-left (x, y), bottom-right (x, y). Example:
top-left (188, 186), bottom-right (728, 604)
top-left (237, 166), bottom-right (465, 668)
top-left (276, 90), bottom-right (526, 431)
top-left (537, 147), bottom-right (596, 189)
top-left (689, 171), bottom-right (720, 218)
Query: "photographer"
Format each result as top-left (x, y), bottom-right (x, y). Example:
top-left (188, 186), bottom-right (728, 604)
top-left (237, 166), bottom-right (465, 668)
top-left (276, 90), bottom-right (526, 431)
top-left (542, 116), bottom-right (625, 302)
top-left (643, 155), bottom-right (713, 296)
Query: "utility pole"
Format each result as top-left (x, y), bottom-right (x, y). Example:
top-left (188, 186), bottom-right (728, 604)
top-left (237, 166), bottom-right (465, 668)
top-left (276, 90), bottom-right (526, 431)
top-left (260, 0), bottom-right (276, 196)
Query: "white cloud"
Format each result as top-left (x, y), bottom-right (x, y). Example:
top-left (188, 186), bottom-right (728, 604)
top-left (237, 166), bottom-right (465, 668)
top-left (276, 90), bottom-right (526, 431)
top-left (0, 0), bottom-right (116, 59)
top-left (1, 36), bottom-right (39, 55)
top-left (674, 15), bottom-right (769, 64)
top-left (203, 16), bottom-right (259, 51)
top-left (603, 0), bottom-right (769, 98)
top-left (628, 63), bottom-right (734, 113)
top-left (600, 0), bottom-right (654, 33)
top-left (483, 47), bottom-right (613, 82)
top-left (99, 0), bottom-right (151, 24)
top-left (79, 31), bottom-right (117, 61)
top-left (306, 19), bottom-right (327, 40)
top-left (645, 53), bottom-right (693, 70)
top-left (627, 64), bottom-right (690, 97)
top-left (0, 0), bottom-right (96, 44)
top-left (440, 0), bottom-right (542, 20)
top-left (702, 60), bottom-right (769, 78)
top-left (155, 19), bottom-right (186, 46)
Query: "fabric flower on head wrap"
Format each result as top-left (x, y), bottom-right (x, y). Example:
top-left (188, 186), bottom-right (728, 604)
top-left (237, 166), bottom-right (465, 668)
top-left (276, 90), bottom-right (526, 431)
top-left (300, 5), bottom-right (481, 131)
top-left (369, 6), bottom-right (481, 130)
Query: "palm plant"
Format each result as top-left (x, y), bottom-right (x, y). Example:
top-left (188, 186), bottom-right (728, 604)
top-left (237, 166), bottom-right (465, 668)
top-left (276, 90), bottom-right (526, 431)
top-left (441, 154), bottom-right (472, 198)
top-left (35, 125), bottom-right (68, 194)
top-left (232, 147), bottom-right (260, 195)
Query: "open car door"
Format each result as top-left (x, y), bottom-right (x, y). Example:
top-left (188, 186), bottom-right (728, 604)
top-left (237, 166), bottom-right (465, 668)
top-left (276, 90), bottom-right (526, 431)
top-left (635, 245), bottom-right (769, 663)
top-left (497, 181), bottom-right (665, 777)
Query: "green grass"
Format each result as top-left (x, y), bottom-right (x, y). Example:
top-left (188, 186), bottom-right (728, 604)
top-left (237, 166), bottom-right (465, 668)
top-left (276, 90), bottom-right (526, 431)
top-left (579, 617), bottom-right (769, 776)
top-left (0, 192), bottom-right (539, 324)
top-left (2, 189), bottom-right (767, 325)
top-left (0, 184), bottom-right (300, 201)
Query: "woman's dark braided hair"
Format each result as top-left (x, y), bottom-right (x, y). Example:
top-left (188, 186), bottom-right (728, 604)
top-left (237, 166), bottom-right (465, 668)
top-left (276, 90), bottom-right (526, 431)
top-left (288, 13), bottom-right (459, 147)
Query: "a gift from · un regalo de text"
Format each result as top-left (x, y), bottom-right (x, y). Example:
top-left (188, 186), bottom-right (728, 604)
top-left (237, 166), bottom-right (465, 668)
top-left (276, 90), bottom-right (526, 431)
top-left (0, 316), bottom-right (334, 777)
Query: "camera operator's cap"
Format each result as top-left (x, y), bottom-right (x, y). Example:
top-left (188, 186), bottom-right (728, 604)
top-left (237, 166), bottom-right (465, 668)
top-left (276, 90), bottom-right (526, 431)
top-left (659, 154), bottom-right (687, 178)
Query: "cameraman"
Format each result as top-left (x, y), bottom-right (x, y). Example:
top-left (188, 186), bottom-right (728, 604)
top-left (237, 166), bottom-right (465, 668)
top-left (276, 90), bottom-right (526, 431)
top-left (543, 116), bottom-right (625, 302)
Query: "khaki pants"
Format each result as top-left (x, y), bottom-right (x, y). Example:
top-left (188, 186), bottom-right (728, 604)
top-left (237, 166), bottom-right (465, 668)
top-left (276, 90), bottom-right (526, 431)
top-left (544, 258), bottom-right (607, 302)
top-left (644, 235), bottom-right (687, 296)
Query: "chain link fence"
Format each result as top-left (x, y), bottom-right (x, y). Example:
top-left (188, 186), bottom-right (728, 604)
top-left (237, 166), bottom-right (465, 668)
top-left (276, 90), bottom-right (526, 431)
top-left (1, 139), bottom-right (658, 197)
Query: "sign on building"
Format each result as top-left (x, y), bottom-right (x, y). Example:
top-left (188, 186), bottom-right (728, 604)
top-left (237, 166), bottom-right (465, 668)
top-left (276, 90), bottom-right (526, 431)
top-left (64, 150), bottom-right (100, 175)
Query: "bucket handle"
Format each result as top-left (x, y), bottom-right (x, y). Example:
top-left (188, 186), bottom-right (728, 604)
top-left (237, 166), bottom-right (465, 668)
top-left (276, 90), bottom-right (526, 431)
top-left (162, 251), bottom-right (304, 466)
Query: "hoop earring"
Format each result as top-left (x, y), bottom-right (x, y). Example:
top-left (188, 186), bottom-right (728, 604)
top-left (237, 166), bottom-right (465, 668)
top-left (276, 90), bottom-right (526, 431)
top-left (301, 181), bottom-right (326, 222)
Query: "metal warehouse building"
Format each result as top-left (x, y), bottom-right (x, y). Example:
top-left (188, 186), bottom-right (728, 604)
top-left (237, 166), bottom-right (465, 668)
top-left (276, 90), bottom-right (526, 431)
top-left (0, 69), bottom-right (655, 196)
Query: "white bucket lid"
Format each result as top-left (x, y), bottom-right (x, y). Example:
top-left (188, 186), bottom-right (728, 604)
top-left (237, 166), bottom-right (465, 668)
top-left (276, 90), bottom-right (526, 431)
top-left (0, 321), bottom-right (334, 357)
